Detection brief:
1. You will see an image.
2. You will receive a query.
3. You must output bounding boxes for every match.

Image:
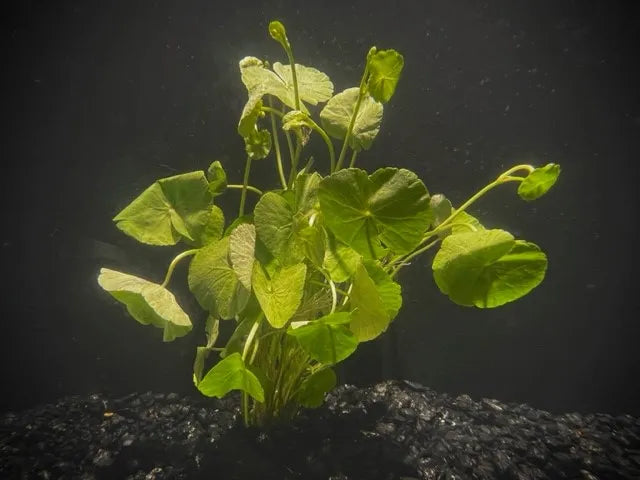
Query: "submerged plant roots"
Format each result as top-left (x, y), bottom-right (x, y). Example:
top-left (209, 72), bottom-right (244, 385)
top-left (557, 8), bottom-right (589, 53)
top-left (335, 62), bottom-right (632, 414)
top-left (97, 21), bottom-right (561, 427)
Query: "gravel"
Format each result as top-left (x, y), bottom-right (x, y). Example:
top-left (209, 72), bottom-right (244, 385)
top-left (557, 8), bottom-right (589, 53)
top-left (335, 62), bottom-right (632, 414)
top-left (1, 380), bottom-right (639, 479)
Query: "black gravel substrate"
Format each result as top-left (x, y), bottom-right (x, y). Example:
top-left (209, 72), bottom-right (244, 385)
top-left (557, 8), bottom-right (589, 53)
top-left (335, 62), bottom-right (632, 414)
top-left (1, 380), bottom-right (639, 479)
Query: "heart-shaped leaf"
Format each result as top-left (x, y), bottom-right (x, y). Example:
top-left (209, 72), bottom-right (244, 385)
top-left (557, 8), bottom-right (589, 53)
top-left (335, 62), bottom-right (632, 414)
top-left (197, 352), bottom-right (265, 402)
top-left (253, 263), bottom-right (307, 328)
top-left (254, 191), bottom-right (305, 265)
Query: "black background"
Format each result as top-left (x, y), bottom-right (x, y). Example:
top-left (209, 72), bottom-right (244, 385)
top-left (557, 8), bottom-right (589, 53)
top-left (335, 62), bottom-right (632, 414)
top-left (2, 0), bottom-right (639, 415)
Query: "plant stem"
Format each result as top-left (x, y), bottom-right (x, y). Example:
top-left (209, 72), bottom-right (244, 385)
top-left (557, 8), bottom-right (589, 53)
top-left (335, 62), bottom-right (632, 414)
top-left (288, 140), bottom-right (302, 188)
top-left (262, 106), bottom-right (284, 118)
top-left (390, 239), bottom-right (440, 278)
top-left (303, 119), bottom-right (336, 172)
top-left (349, 150), bottom-right (359, 168)
top-left (161, 249), bottom-right (199, 288)
top-left (267, 98), bottom-right (287, 189)
top-left (335, 62), bottom-right (369, 171)
top-left (227, 184), bottom-right (263, 195)
top-left (238, 156), bottom-right (253, 217)
top-left (241, 314), bottom-right (263, 427)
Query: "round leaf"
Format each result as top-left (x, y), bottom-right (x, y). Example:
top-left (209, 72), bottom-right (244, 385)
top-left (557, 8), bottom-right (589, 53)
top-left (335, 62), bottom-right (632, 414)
top-left (244, 129), bottom-right (272, 160)
top-left (319, 88), bottom-right (383, 151)
top-left (318, 168), bottom-right (432, 258)
top-left (432, 230), bottom-right (547, 307)
top-left (254, 192), bottom-right (304, 264)
top-left (272, 63), bottom-right (334, 105)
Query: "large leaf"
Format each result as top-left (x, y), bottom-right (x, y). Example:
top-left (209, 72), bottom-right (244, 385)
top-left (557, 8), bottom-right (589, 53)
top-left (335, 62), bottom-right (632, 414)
top-left (287, 312), bottom-right (358, 364)
top-left (349, 262), bottom-right (390, 341)
top-left (113, 171), bottom-right (213, 246)
top-left (97, 268), bottom-right (192, 342)
top-left (272, 63), bottom-right (334, 105)
top-left (518, 163), bottom-right (561, 201)
top-left (319, 87), bottom-right (383, 151)
top-left (188, 237), bottom-right (250, 319)
top-left (367, 49), bottom-right (404, 103)
top-left (197, 352), bottom-right (264, 402)
top-left (432, 229), bottom-right (547, 307)
top-left (297, 368), bottom-right (336, 408)
top-left (252, 263), bottom-right (307, 328)
top-left (229, 223), bottom-right (256, 290)
top-left (318, 168), bottom-right (432, 258)
top-left (254, 191), bottom-right (304, 265)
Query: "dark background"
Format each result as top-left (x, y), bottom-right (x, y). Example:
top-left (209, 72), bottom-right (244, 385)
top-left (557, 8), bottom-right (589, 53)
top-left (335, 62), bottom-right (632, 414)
top-left (2, 0), bottom-right (639, 415)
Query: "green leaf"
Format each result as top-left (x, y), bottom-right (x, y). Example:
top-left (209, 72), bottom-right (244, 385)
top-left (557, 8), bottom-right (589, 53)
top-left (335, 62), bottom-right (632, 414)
top-left (254, 192), bottom-right (304, 265)
top-left (432, 229), bottom-right (547, 307)
top-left (294, 172), bottom-right (322, 213)
top-left (287, 312), bottom-right (358, 364)
top-left (238, 94), bottom-right (264, 137)
top-left (221, 315), bottom-right (256, 358)
top-left (197, 352), bottom-right (265, 402)
top-left (206, 161), bottom-right (228, 197)
top-left (430, 194), bottom-right (452, 228)
top-left (318, 168), bottom-right (432, 258)
top-left (97, 268), bottom-right (192, 342)
top-left (363, 260), bottom-right (402, 320)
top-left (113, 171), bottom-right (213, 246)
top-left (229, 223), bottom-right (256, 291)
top-left (253, 263), bottom-right (307, 328)
top-left (319, 87), bottom-right (383, 151)
top-left (186, 205), bottom-right (224, 247)
top-left (367, 49), bottom-right (404, 103)
top-left (244, 128), bottom-right (272, 160)
top-left (297, 368), bottom-right (336, 408)
top-left (518, 163), bottom-right (561, 201)
top-left (298, 225), bottom-right (325, 267)
top-left (349, 262), bottom-right (390, 341)
top-left (188, 237), bottom-right (250, 319)
top-left (323, 235), bottom-right (361, 283)
top-left (193, 316), bottom-right (220, 386)
top-left (272, 63), bottom-right (334, 105)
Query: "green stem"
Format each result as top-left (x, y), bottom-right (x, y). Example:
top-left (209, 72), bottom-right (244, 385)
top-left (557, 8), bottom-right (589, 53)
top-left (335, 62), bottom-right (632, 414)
top-left (284, 49), bottom-right (300, 110)
top-left (262, 106), bottom-right (284, 118)
top-left (267, 98), bottom-right (287, 189)
top-left (238, 156), bottom-right (253, 217)
top-left (390, 239), bottom-right (440, 278)
top-left (303, 118), bottom-right (336, 172)
top-left (227, 184), bottom-right (263, 195)
top-left (241, 314), bottom-right (262, 428)
top-left (161, 249), bottom-right (199, 288)
top-left (349, 150), bottom-right (359, 168)
top-left (287, 140), bottom-right (302, 188)
top-left (336, 62), bottom-right (370, 171)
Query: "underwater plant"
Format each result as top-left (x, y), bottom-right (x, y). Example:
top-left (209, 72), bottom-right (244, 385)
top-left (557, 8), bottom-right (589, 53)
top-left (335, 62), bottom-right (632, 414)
top-left (97, 20), bottom-right (560, 428)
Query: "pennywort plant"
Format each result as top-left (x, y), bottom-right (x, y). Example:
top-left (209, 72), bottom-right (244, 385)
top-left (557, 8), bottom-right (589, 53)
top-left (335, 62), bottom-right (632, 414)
top-left (97, 21), bottom-right (560, 428)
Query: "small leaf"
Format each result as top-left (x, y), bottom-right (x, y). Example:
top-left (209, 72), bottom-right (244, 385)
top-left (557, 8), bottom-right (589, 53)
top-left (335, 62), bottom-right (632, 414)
top-left (430, 194), bottom-right (452, 228)
top-left (244, 129), bottom-right (272, 160)
top-left (97, 268), bottom-right (192, 342)
top-left (282, 110), bottom-right (312, 131)
top-left (320, 88), bottom-right (383, 151)
top-left (188, 237), bottom-right (250, 319)
top-left (349, 262), bottom-right (390, 342)
top-left (206, 161), bottom-right (228, 197)
top-left (253, 263), bottom-right (307, 328)
top-left (113, 172), bottom-right (213, 246)
top-left (367, 49), bottom-right (404, 103)
top-left (518, 163), bottom-right (561, 201)
top-left (193, 315), bottom-right (219, 386)
top-left (229, 223), bottom-right (256, 290)
top-left (287, 312), bottom-right (358, 364)
top-left (254, 192), bottom-right (304, 265)
top-left (238, 94), bottom-right (264, 137)
top-left (432, 229), bottom-right (547, 307)
top-left (197, 352), bottom-right (265, 402)
top-left (297, 368), bottom-right (336, 408)
top-left (318, 168), bottom-right (432, 258)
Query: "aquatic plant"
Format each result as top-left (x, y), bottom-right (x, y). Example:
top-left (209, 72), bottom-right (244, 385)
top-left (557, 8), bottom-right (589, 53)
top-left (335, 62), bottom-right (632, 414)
top-left (97, 21), bottom-right (560, 427)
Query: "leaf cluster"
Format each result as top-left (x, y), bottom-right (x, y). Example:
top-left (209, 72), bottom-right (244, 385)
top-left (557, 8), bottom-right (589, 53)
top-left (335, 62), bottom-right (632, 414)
top-left (97, 21), bottom-right (560, 428)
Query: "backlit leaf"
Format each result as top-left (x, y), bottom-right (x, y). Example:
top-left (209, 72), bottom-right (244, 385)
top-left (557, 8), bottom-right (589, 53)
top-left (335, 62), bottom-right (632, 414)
top-left (367, 49), bottom-right (404, 103)
top-left (518, 163), bottom-right (561, 201)
top-left (229, 223), bottom-right (256, 291)
top-left (198, 352), bottom-right (265, 402)
top-left (349, 262), bottom-right (390, 341)
top-left (253, 263), bottom-right (307, 328)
